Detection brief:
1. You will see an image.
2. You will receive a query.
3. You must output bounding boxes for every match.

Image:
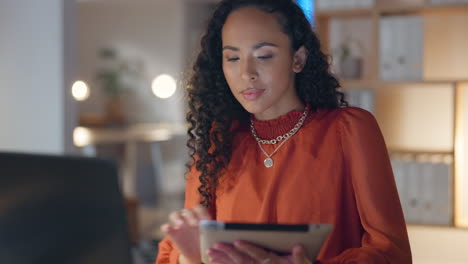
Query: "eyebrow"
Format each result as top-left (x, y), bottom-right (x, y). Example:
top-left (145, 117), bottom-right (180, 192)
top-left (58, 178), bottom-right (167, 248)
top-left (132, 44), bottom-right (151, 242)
top-left (222, 42), bottom-right (279, 51)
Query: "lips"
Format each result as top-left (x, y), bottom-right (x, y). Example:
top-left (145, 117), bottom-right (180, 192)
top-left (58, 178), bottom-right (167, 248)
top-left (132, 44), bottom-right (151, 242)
top-left (241, 88), bottom-right (265, 101)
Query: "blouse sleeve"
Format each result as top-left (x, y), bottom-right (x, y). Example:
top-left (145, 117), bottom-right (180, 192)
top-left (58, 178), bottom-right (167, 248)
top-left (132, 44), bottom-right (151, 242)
top-left (321, 107), bottom-right (412, 264)
top-left (155, 166), bottom-right (202, 264)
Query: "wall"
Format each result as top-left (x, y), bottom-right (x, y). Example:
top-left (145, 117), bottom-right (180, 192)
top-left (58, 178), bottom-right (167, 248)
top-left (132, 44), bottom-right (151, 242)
top-left (424, 14), bottom-right (468, 80)
top-left (0, 0), bottom-right (77, 154)
top-left (184, 0), bottom-right (217, 67)
top-left (78, 0), bottom-right (186, 124)
top-left (409, 226), bottom-right (468, 264)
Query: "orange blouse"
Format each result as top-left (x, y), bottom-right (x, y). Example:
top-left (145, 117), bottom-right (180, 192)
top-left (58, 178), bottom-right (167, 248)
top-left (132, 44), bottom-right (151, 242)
top-left (156, 107), bottom-right (412, 264)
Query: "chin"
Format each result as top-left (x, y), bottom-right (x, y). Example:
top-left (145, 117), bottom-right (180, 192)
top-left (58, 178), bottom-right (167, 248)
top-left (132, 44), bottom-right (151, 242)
top-left (238, 100), bottom-right (269, 116)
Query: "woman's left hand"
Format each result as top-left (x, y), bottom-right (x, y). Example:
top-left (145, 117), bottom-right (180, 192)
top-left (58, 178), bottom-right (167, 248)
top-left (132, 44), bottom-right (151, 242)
top-left (206, 240), bottom-right (312, 264)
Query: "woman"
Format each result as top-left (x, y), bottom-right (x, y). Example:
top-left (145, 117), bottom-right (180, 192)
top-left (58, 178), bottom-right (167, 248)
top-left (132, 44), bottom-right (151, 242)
top-left (156, 0), bottom-right (412, 263)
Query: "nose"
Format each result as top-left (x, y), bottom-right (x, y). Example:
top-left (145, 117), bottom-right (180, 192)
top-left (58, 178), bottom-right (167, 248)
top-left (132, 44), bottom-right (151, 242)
top-left (241, 58), bottom-right (258, 82)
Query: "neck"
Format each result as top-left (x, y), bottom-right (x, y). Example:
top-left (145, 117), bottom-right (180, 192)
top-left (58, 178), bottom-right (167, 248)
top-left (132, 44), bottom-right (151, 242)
top-left (253, 101), bottom-right (305, 121)
top-left (250, 104), bottom-right (310, 140)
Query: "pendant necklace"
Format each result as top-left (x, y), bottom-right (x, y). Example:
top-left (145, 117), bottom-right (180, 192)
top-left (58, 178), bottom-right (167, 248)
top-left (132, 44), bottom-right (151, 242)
top-left (250, 105), bottom-right (309, 168)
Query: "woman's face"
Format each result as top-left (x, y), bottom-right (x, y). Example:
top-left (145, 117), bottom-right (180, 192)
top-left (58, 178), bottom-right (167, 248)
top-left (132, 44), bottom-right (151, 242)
top-left (221, 7), bottom-right (307, 120)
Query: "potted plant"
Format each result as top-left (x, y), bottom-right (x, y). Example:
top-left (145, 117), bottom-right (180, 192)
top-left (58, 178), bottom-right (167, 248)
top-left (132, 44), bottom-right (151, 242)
top-left (336, 36), bottom-right (363, 79)
top-left (95, 47), bottom-right (142, 126)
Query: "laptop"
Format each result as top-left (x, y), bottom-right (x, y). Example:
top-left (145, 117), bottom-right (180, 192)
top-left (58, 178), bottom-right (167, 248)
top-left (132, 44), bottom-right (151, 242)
top-left (0, 152), bottom-right (133, 264)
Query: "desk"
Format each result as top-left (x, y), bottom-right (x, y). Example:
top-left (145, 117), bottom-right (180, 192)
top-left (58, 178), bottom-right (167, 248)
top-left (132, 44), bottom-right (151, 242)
top-left (74, 123), bottom-right (187, 198)
top-left (74, 122), bottom-right (187, 243)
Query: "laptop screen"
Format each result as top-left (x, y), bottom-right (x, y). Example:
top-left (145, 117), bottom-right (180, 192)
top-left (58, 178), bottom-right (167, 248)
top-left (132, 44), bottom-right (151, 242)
top-left (0, 152), bottom-right (133, 264)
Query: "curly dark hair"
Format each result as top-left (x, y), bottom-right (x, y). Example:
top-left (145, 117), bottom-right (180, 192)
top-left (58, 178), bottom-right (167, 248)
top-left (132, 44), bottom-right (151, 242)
top-left (185, 0), bottom-right (346, 216)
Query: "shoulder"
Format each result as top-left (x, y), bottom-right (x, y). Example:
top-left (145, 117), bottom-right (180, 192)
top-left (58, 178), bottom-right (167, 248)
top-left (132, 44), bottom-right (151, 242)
top-left (312, 106), bottom-right (376, 128)
top-left (336, 106), bottom-right (376, 125)
top-left (333, 107), bottom-right (384, 146)
top-left (313, 107), bottom-right (380, 139)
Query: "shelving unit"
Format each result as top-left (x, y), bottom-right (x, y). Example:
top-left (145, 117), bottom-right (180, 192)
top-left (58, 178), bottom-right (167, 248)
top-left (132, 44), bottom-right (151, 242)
top-left (314, 0), bottom-right (468, 227)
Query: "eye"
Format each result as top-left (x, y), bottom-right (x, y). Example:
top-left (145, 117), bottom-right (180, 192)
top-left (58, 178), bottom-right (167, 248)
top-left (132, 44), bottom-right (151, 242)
top-left (227, 57), bottom-right (239, 62)
top-left (258, 55), bottom-right (273, 60)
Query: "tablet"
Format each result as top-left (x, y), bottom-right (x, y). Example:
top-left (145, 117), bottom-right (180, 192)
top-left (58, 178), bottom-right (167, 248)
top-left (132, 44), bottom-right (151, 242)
top-left (199, 220), bottom-right (333, 263)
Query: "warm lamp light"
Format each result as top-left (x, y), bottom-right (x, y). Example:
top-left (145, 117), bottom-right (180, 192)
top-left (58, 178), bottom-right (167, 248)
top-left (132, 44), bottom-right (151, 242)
top-left (152, 74), bottom-right (176, 99)
top-left (72, 80), bottom-right (90, 101)
top-left (73, 126), bottom-right (91, 147)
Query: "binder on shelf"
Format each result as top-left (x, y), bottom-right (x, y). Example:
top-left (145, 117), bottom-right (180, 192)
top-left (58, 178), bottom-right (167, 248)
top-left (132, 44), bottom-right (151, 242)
top-left (399, 160), bottom-right (412, 222)
top-left (394, 17), bottom-right (406, 81)
top-left (379, 15), bottom-right (424, 81)
top-left (430, 0), bottom-right (468, 5)
top-left (359, 89), bottom-right (374, 114)
top-left (358, 0), bottom-right (375, 8)
top-left (405, 16), bottom-right (424, 81)
top-left (340, 0), bottom-right (352, 9)
top-left (419, 162), bottom-right (436, 225)
top-left (349, 0), bottom-right (359, 9)
top-left (433, 163), bottom-right (453, 225)
top-left (345, 89), bottom-right (375, 114)
top-left (379, 17), bottom-right (392, 81)
top-left (327, 0), bottom-right (340, 9)
top-left (429, 0), bottom-right (443, 5)
top-left (316, 0), bottom-right (375, 10)
top-left (316, 0), bottom-right (330, 10)
top-left (329, 18), bottom-right (342, 76)
top-left (391, 157), bottom-right (453, 226)
top-left (380, 16), bottom-right (400, 81)
top-left (406, 161), bottom-right (422, 224)
top-left (391, 159), bottom-right (407, 213)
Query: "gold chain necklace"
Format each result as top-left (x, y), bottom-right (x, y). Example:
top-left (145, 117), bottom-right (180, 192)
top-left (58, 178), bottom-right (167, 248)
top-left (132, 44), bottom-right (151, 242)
top-left (250, 105), bottom-right (309, 168)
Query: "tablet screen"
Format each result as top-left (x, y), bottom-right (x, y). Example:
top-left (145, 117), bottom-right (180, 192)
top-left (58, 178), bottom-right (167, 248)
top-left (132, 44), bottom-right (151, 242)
top-left (199, 221), bottom-right (333, 264)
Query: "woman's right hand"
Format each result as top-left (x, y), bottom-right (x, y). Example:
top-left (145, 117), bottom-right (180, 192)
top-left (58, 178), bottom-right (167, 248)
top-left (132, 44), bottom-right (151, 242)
top-left (160, 205), bottom-right (211, 264)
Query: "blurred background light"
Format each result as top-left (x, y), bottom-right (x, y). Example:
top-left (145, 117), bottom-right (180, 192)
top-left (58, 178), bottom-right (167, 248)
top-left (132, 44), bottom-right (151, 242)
top-left (71, 80), bottom-right (90, 101)
top-left (151, 74), bottom-right (177, 99)
top-left (73, 126), bottom-right (91, 147)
